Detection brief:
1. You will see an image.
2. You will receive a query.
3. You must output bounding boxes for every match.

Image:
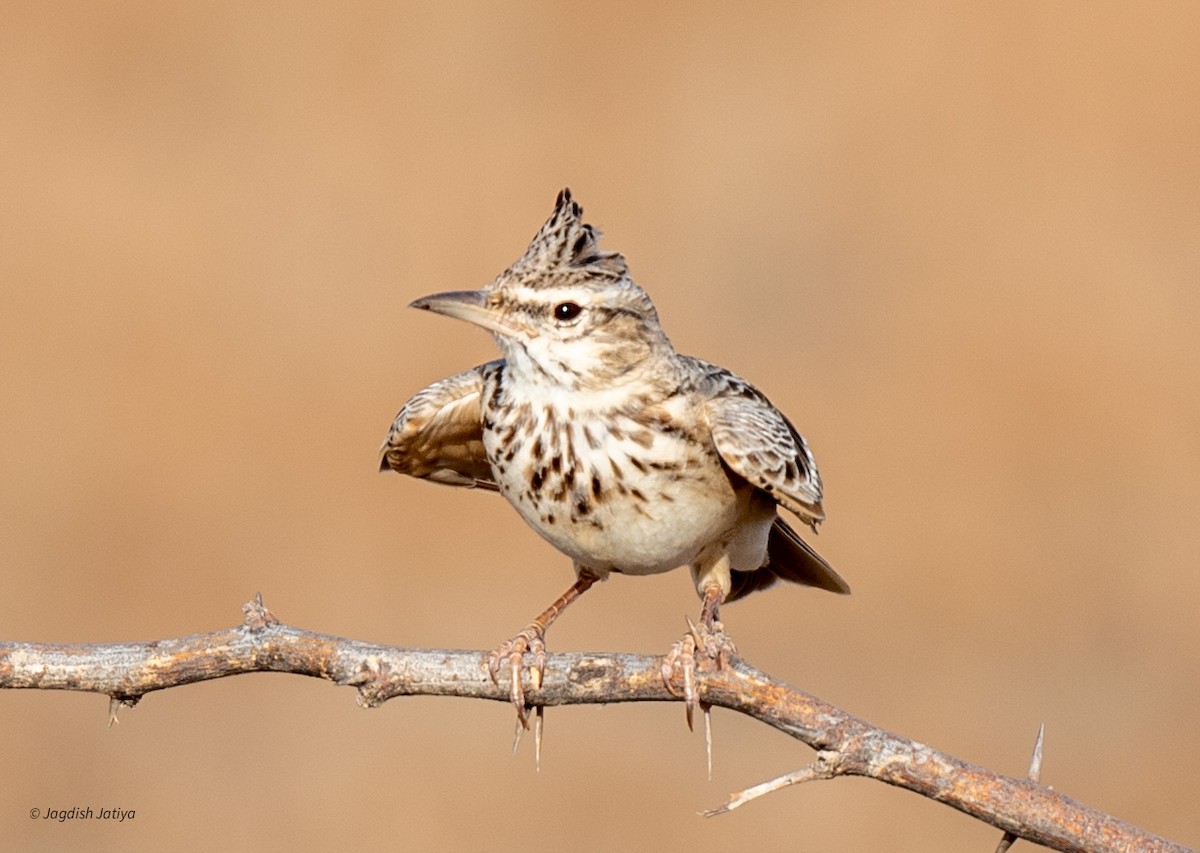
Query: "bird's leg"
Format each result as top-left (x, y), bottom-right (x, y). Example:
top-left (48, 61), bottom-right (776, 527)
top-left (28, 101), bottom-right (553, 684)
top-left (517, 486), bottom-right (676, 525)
top-left (661, 584), bottom-right (737, 731)
top-left (487, 572), bottom-right (597, 728)
top-left (696, 583), bottom-right (736, 663)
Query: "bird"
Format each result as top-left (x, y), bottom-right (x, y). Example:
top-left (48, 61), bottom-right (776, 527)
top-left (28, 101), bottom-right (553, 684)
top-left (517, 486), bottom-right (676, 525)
top-left (380, 189), bottom-right (848, 732)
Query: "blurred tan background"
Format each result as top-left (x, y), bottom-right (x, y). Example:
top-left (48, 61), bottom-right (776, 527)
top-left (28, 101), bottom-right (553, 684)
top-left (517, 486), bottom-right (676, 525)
top-left (2, 3), bottom-right (1198, 851)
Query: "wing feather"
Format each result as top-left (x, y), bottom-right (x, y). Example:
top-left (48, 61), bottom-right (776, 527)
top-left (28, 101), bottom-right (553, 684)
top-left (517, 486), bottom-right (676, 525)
top-left (704, 380), bottom-right (825, 528)
top-left (705, 376), bottom-right (849, 597)
top-left (379, 361), bottom-right (499, 490)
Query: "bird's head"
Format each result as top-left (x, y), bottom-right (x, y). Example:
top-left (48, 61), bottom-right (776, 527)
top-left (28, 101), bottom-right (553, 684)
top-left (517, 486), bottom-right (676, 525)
top-left (410, 189), bottom-right (674, 390)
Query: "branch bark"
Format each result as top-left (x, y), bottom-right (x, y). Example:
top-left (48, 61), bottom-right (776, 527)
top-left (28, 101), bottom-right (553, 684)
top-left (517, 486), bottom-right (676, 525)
top-left (0, 597), bottom-right (1190, 853)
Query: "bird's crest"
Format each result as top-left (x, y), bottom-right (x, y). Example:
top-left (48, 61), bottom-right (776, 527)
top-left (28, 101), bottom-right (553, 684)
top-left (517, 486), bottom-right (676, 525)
top-left (507, 189), bottom-right (628, 282)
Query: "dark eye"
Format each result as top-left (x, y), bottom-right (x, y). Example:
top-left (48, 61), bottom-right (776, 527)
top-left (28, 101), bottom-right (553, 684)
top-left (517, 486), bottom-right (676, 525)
top-left (553, 301), bottom-right (583, 322)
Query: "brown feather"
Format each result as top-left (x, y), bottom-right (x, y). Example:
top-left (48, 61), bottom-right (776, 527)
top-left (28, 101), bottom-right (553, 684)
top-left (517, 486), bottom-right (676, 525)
top-left (379, 363), bottom-right (499, 489)
top-left (727, 517), bottom-right (849, 603)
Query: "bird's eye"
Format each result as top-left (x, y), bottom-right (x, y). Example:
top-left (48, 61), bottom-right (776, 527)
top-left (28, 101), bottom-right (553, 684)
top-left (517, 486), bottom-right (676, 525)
top-left (553, 301), bottom-right (583, 322)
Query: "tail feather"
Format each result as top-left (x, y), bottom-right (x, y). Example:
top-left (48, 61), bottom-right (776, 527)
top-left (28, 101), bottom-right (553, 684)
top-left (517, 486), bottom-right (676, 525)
top-left (727, 517), bottom-right (850, 603)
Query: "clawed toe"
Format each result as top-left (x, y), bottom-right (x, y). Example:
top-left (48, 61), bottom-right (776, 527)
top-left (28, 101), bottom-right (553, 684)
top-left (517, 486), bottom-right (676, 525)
top-left (662, 632), bottom-right (699, 729)
top-left (484, 574), bottom-right (598, 737)
top-left (486, 627), bottom-right (547, 728)
top-left (699, 617), bottom-right (737, 666)
top-left (661, 616), bottom-right (737, 731)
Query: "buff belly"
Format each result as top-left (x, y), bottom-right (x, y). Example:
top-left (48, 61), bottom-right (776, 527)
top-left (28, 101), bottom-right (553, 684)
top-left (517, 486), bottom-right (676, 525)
top-left (484, 409), bottom-right (750, 576)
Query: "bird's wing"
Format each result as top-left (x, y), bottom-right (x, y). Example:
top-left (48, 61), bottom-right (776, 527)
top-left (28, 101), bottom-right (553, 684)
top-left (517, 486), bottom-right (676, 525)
top-left (704, 385), bottom-right (825, 528)
top-left (379, 361), bottom-right (499, 490)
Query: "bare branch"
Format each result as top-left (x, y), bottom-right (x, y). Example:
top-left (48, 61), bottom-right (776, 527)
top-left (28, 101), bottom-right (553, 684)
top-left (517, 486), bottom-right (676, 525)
top-left (0, 598), bottom-right (1190, 853)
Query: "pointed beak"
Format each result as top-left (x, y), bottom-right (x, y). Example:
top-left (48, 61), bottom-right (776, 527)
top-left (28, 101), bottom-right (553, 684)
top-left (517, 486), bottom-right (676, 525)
top-left (408, 289), bottom-right (526, 337)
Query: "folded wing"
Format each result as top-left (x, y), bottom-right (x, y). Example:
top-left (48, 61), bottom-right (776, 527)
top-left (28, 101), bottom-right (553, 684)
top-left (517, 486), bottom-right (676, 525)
top-left (705, 387), bottom-right (825, 528)
top-left (706, 385), bottom-right (850, 599)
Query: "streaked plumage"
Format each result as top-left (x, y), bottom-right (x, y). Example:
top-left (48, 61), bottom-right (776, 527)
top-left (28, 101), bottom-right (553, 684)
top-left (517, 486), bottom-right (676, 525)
top-left (381, 189), bottom-right (847, 721)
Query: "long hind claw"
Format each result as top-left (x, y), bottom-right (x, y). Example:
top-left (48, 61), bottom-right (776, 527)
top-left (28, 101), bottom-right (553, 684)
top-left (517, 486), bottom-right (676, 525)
top-left (662, 630), bottom-right (700, 730)
top-left (661, 614), bottom-right (736, 740)
top-left (487, 625), bottom-right (547, 729)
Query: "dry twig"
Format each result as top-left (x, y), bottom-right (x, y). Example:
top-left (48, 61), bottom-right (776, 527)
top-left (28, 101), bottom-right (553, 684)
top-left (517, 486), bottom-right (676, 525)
top-left (0, 596), bottom-right (1190, 853)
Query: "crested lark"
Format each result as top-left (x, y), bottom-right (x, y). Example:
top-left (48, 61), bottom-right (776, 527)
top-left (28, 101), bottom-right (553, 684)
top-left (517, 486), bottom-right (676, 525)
top-left (381, 189), bottom-right (848, 729)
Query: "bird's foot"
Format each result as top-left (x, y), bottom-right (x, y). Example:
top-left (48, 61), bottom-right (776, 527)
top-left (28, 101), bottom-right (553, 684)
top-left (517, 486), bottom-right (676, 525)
top-left (486, 624), bottom-right (548, 729)
top-left (661, 615), bottom-right (737, 731)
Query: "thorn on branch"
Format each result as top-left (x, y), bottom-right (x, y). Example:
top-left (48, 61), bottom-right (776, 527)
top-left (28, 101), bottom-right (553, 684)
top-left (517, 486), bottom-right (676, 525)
top-left (1027, 723), bottom-right (1045, 783)
top-left (704, 704), bottom-right (713, 782)
top-left (994, 723), bottom-right (1047, 853)
top-left (534, 706), bottom-right (544, 772)
top-left (241, 593), bottom-right (279, 632)
top-left (107, 695), bottom-right (140, 727)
